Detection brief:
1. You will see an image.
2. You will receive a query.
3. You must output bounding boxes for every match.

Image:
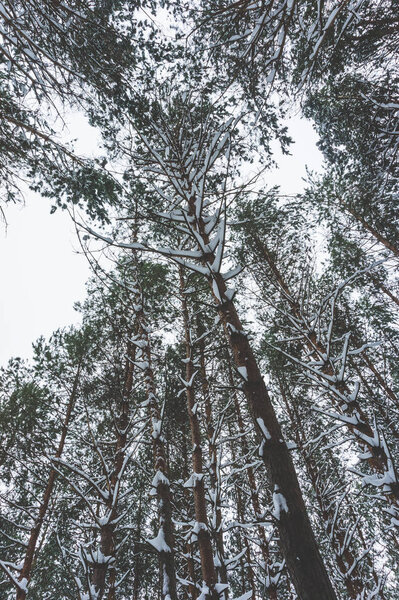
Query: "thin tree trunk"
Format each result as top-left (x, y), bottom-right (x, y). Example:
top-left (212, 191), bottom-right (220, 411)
top-left (342, 203), bottom-right (399, 257)
top-left (133, 495), bottom-right (144, 600)
top-left (278, 378), bottom-right (365, 599)
top-left (352, 361), bottom-right (399, 441)
top-left (250, 234), bottom-right (399, 491)
top-left (369, 275), bottom-right (399, 308)
top-left (362, 352), bottom-right (399, 410)
top-left (135, 291), bottom-right (178, 600)
top-left (179, 268), bottom-right (218, 600)
top-left (93, 340), bottom-right (136, 599)
top-left (16, 361), bottom-right (82, 600)
top-left (181, 426), bottom-right (198, 600)
top-left (198, 327), bottom-right (228, 591)
top-left (234, 466), bottom-right (257, 600)
top-left (227, 407), bottom-right (262, 600)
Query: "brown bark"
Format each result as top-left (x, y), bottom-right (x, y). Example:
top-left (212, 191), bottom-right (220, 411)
top-left (234, 468), bottom-right (257, 600)
top-left (198, 329), bottom-right (228, 592)
top-left (278, 380), bottom-right (365, 599)
top-left (352, 361), bottom-right (399, 441)
top-left (251, 234), bottom-right (399, 491)
top-left (362, 352), bottom-right (399, 410)
top-left (369, 275), bottom-right (399, 308)
top-left (190, 242), bottom-right (336, 598)
top-left (16, 361), bottom-right (82, 600)
top-left (92, 343), bottom-right (136, 600)
top-left (342, 203), bottom-right (399, 258)
top-left (227, 406), bottom-right (267, 600)
top-left (226, 358), bottom-right (279, 600)
top-left (133, 496), bottom-right (144, 600)
top-left (136, 303), bottom-right (178, 600)
top-left (179, 268), bottom-right (218, 600)
top-left (181, 431), bottom-right (198, 600)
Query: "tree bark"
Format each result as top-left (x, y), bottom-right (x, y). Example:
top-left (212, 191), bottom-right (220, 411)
top-left (369, 275), bottom-right (399, 308)
top-left (181, 429), bottom-right (198, 600)
top-left (278, 378), bottom-right (365, 599)
top-left (226, 357), bottom-right (279, 600)
top-left (92, 341), bottom-right (136, 600)
top-left (179, 268), bottom-right (218, 600)
top-left (232, 458), bottom-right (257, 600)
top-left (198, 328), bottom-right (228, 592)
top-left (135, 295), bottom-right (178, 600)
top-left (16, 361), bottom-right (82, 600)
top-left (343, 203), bottom-right (399, 258)
top-left (362, 352), bottom-right (399, 410)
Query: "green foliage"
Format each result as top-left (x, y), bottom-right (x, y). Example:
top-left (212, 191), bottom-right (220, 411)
top-left (1, 1), bottom-right (399, 598)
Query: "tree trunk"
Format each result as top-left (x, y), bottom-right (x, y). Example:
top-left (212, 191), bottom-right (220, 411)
top-left (278, 378), bottom-right (365, 599)
top-left (352, 361), bottom-right (399, 441)
top-left (183, 196), bottom-right (336, 599)
top-left (179, 268), bottom-right (218, 600)
top-left (198, 328), bottom-right (228, 592)
top-left (226, 357), bottom-right (279, 600)
top-left (362, 352), bottom-right (399, 410)
top-left (16, 361), bottom-right (82, 600)
top-left (92, 341), bottom-right (136, 600)
top-left (343, 203), bottom-right (399, 257)
top-left (250, 234), bottom-right (399, 493)
top-left (233, 464), bottom-right (257, 600)
top-left (181, 430), bottom-right (198, 600)
top-left (369, 275), bottom-right (399, 308)
top-left (227, 406), bottom-right (267, 600)
top-left (135, 293), bottom-right (178, 600)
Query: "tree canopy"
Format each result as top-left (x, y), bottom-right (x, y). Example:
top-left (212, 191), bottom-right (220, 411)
top-left (1, 1), bottom-right (398, 599)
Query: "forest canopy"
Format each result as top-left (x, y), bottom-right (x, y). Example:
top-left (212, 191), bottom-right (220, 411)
top-left (0, 2), bottom-right (398, 599)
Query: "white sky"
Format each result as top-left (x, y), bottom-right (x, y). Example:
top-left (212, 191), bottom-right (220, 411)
top-left (0, 113), bottom-right (323, 367)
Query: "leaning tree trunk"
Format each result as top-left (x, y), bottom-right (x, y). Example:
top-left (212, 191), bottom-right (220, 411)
top-left (278, 378), bottom-right (366, 599)
top-left (250, 234), bottom-right (399, 500)
top-left (360, 348), bottom-right (399, 410)
top-left (342, 201), bottom-right (399, 258)
top-left (369, 274), bottom-right (399, 308)
top-left (16, 360), bottom-right (82, 600)
top-left (184, 198), bottom-right (337, 600)
top-left (226, 356), bottom-right (279, 600)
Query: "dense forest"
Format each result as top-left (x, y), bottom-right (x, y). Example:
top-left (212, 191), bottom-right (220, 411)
top-left (0, 1), bottom-right (398, 599)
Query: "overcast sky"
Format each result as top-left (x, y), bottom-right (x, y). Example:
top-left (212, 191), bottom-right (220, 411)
top-left (0, 114), bottom-right (323, 368)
